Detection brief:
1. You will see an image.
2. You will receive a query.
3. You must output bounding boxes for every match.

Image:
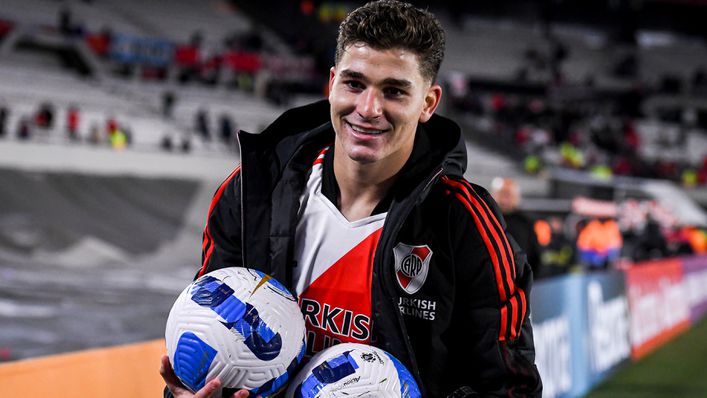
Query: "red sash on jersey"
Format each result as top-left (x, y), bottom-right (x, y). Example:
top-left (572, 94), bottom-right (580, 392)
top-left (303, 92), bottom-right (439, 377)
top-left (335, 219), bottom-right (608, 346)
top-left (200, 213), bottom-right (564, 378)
top-left (298, 228), bottom-right (382, 356)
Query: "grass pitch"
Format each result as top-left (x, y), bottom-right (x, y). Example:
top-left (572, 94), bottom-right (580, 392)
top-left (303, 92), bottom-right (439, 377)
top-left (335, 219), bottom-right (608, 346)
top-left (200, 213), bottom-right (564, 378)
top-left (585, 317), bottom-right (707, 397)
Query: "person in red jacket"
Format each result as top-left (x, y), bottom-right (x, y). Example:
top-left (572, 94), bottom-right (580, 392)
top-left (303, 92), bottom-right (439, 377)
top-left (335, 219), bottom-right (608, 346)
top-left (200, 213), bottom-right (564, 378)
top-left (161, 2), bottom-right (541, 397)
top-left (66, 105), bottom-right (80, 140)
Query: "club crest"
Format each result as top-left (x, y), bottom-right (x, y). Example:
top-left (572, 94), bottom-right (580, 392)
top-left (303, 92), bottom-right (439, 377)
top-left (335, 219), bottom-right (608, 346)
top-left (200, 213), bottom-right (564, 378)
top-left (393, 243), bottom-right (432, 295)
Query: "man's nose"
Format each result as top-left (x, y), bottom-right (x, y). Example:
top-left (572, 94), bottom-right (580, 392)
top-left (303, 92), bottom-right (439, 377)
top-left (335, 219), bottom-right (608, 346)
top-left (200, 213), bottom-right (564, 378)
top-left (356, 89), bottom-right (383, 119)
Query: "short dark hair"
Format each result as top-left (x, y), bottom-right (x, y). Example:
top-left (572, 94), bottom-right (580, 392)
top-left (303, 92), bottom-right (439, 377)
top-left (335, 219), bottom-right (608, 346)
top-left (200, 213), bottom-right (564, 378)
top-left (335, 0), bottom-right (446, 83)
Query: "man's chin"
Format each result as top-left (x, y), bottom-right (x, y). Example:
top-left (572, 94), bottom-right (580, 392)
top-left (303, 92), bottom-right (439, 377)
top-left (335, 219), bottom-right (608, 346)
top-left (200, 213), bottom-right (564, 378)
top-left (346, 150), bottom-right (379, 164)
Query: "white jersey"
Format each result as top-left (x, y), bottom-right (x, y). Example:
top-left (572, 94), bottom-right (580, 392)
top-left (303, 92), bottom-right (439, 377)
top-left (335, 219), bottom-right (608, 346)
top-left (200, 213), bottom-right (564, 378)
top-left (292, 148), bottom-right (386, 355)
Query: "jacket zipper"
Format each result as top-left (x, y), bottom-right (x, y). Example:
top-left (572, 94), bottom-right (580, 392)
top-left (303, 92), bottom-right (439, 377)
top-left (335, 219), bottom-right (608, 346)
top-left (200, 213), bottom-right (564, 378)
top-left (376, 165), bottom-right (444, 393)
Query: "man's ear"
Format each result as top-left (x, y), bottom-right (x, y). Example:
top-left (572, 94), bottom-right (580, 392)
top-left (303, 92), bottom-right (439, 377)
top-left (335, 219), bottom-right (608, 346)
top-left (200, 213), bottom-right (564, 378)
top-left (328, 67), bottom-right (337, 100)
top-left (419, 84), bottom-right (442, 123)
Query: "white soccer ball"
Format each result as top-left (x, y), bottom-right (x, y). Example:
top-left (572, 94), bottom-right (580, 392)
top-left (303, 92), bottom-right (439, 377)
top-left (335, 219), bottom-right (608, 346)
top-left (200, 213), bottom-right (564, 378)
top-left (285, 343), bottom-right (421, 398)
top-left (165, 267), bottom-right (306, 397)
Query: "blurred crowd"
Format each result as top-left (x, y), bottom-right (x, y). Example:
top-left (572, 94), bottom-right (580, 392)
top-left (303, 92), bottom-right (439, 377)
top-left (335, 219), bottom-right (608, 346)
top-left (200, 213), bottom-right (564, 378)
top-left (449, 79), bottom-right (707, 187)
top-left (445, 16), bottom-right (707, 187)
top-left (0, 101), bottom-right (132, 150)
top-left (0, 98), bottom-right (244, 154)
top-left (65, 3), bottom-right (329, 104)
top-left (492, 177), bottom-right (707, 280)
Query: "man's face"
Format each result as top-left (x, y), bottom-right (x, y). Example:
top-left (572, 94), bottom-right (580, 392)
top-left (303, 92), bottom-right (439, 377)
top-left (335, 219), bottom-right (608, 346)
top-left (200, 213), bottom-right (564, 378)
top-left (328, 44), bottom-right (441, 167)
top-left (492, 180), bottom-right (520, 214)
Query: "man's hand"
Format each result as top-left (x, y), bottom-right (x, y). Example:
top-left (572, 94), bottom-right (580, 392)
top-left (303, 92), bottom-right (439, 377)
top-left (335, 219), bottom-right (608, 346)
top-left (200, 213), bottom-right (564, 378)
top-left (160, 354), bottom-right (252, 398)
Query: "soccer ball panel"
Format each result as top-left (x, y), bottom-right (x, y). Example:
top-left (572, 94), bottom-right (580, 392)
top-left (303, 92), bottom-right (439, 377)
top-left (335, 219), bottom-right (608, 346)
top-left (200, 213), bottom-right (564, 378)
top-left (165, 267), bottom-right (306, 396)
top-left (285, 343), bottom-right (421, 398)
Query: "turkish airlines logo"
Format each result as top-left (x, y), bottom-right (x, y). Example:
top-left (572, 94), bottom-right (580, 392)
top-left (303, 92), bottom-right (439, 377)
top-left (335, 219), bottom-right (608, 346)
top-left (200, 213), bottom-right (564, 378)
top-left (394, 243), bottom-right (432, 295)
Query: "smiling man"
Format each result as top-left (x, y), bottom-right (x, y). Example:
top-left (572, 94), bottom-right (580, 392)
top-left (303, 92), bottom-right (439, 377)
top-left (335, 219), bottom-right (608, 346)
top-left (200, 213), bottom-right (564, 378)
top-left (162, 1), bottom-right (542, 397)
top-left (329, 41), bottom-right (442, 222)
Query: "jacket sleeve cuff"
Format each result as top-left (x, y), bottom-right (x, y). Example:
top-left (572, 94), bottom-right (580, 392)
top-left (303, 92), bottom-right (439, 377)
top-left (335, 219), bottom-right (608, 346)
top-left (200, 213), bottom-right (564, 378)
top-left (447, 386), bottom-right (479, 398)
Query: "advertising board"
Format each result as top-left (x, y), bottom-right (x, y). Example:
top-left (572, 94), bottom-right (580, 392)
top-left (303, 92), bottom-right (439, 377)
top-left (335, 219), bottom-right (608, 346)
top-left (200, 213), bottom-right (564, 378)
top-left (625, 259), bottom-right (690, 360)
top-left (110, 34), bottom-right (174, 66)
top-left (532, 271), bottom-right (631, 397)
top-left (531, 275), bottom-right (584, 398)
top-left (584, 271), bottom-right (631, 385)
top-left (681, 255), bottom-right (707, 323)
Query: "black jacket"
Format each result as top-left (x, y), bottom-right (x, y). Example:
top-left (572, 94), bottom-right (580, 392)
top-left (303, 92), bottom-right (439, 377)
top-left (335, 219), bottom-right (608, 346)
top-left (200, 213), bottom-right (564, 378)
top-left (503, 211), bottom-right (542, 278)
top-left (181, 100), bottom-right (541, 397)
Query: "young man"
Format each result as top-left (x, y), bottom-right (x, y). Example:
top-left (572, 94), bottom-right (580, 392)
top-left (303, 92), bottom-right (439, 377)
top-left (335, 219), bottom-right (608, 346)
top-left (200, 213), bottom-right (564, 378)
top-left (162, 1), bottom-right (541, 397)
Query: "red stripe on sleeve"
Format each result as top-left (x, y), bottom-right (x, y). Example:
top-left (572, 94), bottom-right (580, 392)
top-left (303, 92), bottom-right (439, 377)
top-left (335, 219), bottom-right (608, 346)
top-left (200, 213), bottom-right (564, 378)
top-left (444, 176), bottom-right (528, 341)
top-left (509, 295), bottom-right (519, 340)
top-left (198, 166), bottom-right (241, 278)
top-left (448, 189), bottom-right (509, 340)
top-left (450, 191), bottom-right (508, 302)
top-left (444, 177), bottom-right (513, 299)
top-left (499, 306), bottom-right (509, 342)
top-left (459, 179), bottom-right (518, 280)
top-left (518, 287), bottom-right (527, 336)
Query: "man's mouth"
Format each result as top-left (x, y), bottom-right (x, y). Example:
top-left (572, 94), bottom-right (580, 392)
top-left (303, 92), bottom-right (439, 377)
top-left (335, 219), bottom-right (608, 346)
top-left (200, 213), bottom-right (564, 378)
top-left (347, 121), bottom-right (387, 135)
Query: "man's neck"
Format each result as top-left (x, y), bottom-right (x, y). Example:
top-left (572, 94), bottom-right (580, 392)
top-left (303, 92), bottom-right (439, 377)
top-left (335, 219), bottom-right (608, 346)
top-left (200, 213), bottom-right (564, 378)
top-left (332, 145), bottom-right (409, 222)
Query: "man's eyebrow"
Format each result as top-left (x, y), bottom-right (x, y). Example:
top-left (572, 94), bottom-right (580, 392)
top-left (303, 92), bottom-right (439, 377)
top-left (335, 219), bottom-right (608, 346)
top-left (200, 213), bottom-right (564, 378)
top-left (340, 69), bottom-right (412, 89)
top-left (341, 69), bottom-right (365, 80)
top-left (381, 78), bottom-right (412, 89)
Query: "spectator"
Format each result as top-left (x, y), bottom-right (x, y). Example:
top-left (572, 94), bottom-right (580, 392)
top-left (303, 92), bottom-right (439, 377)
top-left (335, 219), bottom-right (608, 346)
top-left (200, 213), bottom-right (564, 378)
top-left (58, 6), bottom-right (72, 36)
top-left (534, 218), bottom-right (552, 247)
top-left (86, 27), bottom-right (112, 58)
top-left (491, 177), bottom-right (542, 277)
top-left (577, 217), bottom-right (623, 269)
top-left (692, 67), bottom-right (707, 95)
top-left (110, 127), bottom-right (127, 150)
top-left (218, 114), bottom-right (235, 147)
top-left (17, 117), bottom-right (31, 140)
top-left (123, 126), bottom-right (133, 147)
top-left (87, 123), bottom-right (101, 145)
top-left (632, 216), bottom-right (669, 261)
top-left (577, 218), bottom-right (605, 269)
top-left (539, 216), bottom-right (575, 277)
top-left (161, 133), bottom-right (174, 152)
top-left (180, 136), bottom-right (191, 153)
top-left (200, 53), bottom-right (223, 86)
top-left (35, 102), bottom-right (55, 129)
top-left (162, 91), bottom-right (176, 119)
top-left (57, 6), bottom-right (84, 37)
top-left (667, 225), bottom-right (697, 256)
top-left (106, 117), bottom-right (118, 138)
top-left (0, 104), bottom-right (8, 137)
top-left (194, 108), bottom-right (210, 140)
top-left (603, 218), bottom-right (623, 265)
top-left (684, 226), bottom-right (707, 254)
top-left (66, 105), bottom-right (80, 140)
top-left (175, 32), bottom-right (203, 84)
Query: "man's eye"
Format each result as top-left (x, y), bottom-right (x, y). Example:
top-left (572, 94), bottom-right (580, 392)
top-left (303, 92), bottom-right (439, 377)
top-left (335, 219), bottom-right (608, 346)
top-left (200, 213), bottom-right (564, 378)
top-left (345, 80), bottom-right (363, 90)
top-left (384, 87), bottom-right (405, 97)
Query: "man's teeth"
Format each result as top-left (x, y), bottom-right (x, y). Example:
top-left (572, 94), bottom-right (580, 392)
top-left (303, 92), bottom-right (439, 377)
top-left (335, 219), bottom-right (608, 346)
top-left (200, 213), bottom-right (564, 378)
top-left (350, 123), bottom-right (383, 134)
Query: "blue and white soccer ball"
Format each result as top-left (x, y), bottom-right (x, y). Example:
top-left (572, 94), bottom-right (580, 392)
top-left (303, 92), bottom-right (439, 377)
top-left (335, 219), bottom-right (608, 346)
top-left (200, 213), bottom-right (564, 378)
top-left (285, 343), bottom-right (421, 398)
top-left (165, 267), bottom-right (306, 397)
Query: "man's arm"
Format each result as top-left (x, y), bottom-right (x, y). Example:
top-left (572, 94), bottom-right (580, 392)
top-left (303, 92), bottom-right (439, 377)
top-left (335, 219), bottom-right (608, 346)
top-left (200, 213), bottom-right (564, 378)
top-left (443, 177), bottom-right (542, 397)
top-left (197, 166), bottom-right (243, 278)
top-left (163, 167), bottom-right (245, 398)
